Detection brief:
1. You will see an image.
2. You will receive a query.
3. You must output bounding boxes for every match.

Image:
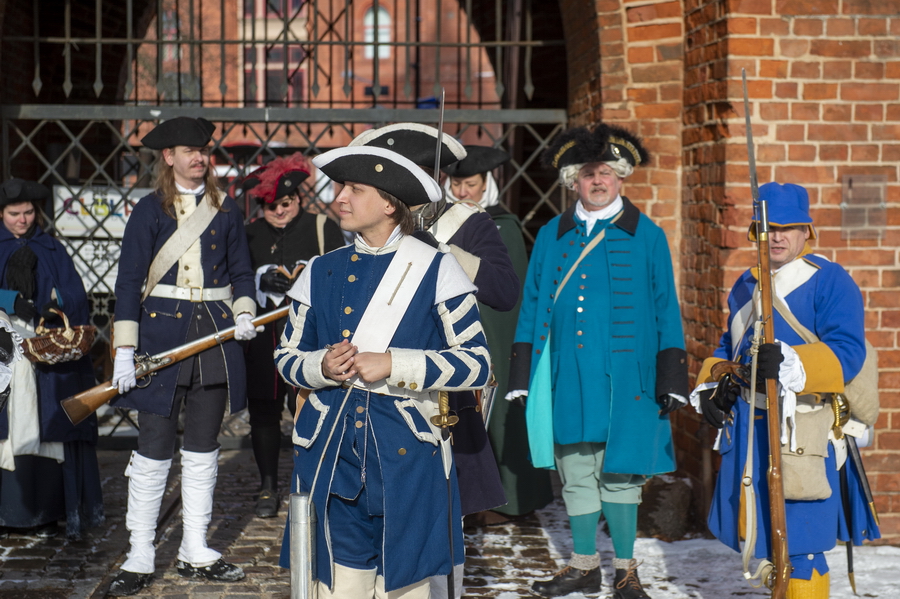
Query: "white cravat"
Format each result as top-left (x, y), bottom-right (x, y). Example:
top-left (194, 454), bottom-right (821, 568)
top-left (575, 196), bottom-right (623, 235)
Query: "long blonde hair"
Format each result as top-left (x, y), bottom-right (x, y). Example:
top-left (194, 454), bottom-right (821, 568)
top-left (153, 150), bottom-right (224, 219)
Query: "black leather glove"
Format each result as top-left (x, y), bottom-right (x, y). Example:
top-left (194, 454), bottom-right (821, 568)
top-left (411, 230), bottom-right (440, 249)
top-left (41, 300), bottom-right (61, 322)
top-left (756, 342), bottom-right (784, 387)
top-left (13, 295), bottom-right (36, 322)
top-left (656, 394), bottom-right (682, 416)
top-left (0, 328), bottom-right (14, 365)
top-left (698, 374), bottom-right (741, 428)
top-left (511, 394), bottom-right (527, 408)
top-left (259, 269), bottom-right (293, 294)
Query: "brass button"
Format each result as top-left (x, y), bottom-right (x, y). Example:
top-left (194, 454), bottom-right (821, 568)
top-left (355, 421), bottom-right (363, 429)
top-left (185, 279), bottom-right (191, 284)
top-left (211, 244), bottom-right (217, 250)
top-left (547, 308), bottom-right (552, 313)
top-left (553, 280), bottom-right (558, 285)
top-left (184, 265), bottom-right (190, 270)
top-left (580, 242), bottom-right (586, 247)
top-left (351, 254), bottom-right (359, 262)
top-left (577, 307), bottom-right (583, 313)
top-left (543, 322), bottom-right (548, 327)
top-left (581, 274), bottom-right (587, 279)
top-left (409, 383), bottom-right (418, 390)
top-left (540, 335), bottom-right (546, 340)
top-left (398, 448), bottom-right (407, 455)
top-left (213, 279), bottom-right (218, 284)
top-left (635, 395), bottom-right (641, 401)
top-left (578, 296), bottom-right (584, 301)
top-left (356, 406), bottom-right (365, 413)
top-left (475, 404), bottom-right (481, 412)
top-left (342, 329), bottom-right (351, 338)
top-left (211, 230), bottom-right (216, 235)
top-left (562, 253), bottom-right (568, 258)
top-left (397, 381), bottom-right (405, 388)
top-left (557, 266), bottom-right (562, 272)
top-left (569, 240), bottom-right (575, 245)
top-left (375, 164), bottom-right (384, 172)
top-left (797, 447), bottom-right (804, 455)
top-left (213, 265), bottom-right (218, 271)
top-left (580, 285), bottom-right (585, 289)
top-left (150, 312), bottom-right (157, 318)
top-left (577, 344), bottom-right (583, 349)
top-left (348, 274), bottom-right (357, 282)
top-left (176, 312), bottom-right (182, 318)
top-left (344, 307), bottom-right (353, 314)
top-left (294, 449), bottom-right (299, 456)
top-left (222, 313), bottom-right (227, 318)
top-left (577, 331), bottom-right (583, 336)
top-left (535, 349), bottom-right (541, 354)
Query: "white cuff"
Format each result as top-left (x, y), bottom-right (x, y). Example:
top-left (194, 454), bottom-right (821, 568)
top-left (386, 348), bottom-right (426, 390)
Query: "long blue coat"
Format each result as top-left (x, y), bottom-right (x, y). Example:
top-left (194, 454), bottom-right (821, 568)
top-left (111, 191), bottom-right (256, 417)
top-left (510, 198), bottom-right (687, 474)
top-left (275, 238), bottom-right (490, 591)
top-left (0, 224), bottom-right (96, 443)
top-left (705, 252), bottom-right (879, 579)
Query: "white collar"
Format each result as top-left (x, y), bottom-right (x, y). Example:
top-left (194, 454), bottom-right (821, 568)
top-left (575, 195), bottom-right (623, 233)
top-left (354, 225), bottom-right (404, 255)
top-left (176, 182), bottom-right (206, 196)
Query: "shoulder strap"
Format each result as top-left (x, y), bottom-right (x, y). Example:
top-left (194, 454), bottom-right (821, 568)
top-left (142, 190), bottom-right (221, 301)
top-left (429, 202), bottom-right (482, 244)
top-left (772, 294), bottom-right (818, 344)
top-left (315, 213), bottom-right (327, 255)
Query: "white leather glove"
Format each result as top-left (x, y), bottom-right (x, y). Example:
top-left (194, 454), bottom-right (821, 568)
top-left (112, 346), bottom-right (137, 394)
top-left (234, 312), bottom-right (262, 341)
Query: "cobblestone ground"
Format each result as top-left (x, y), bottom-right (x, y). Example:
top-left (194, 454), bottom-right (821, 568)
top-left (0, 446), bottom-right (568, 599)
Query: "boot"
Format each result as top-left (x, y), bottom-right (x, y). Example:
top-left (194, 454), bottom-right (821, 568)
top-left (108, 452), bottom-right (172, 595)
top-left (255, 474), bottom-right (279, 519)
top-left (176, 448), bottom-right (244, 582)
top-left (612, 558), bottom-right (651, 599)
top-left (531, 555), bottom-right (601, 598)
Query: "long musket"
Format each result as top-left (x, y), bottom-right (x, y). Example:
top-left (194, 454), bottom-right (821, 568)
top-left (743, 68), bottom-right (791, 598)
top-left (61, 306), bottom-right (290, 425)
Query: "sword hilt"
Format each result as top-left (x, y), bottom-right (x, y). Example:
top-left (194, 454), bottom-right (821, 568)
top-left (430, 390), bottom-right (459, 429)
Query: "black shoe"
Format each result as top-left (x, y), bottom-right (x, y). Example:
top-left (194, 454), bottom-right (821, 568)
top-left (107, 570), bottom-right (151, 596)
top-left (0, 526), bottom-right (9, 540)
top-left (176, 558), bottom-right (245, 582)
top-left (531, 565), bottom-right (601, 597)
top-left (35, 522), bottom-right (59, 538)
top-left (254, 488), bottom-right (279, 518)
top-left (613, 564), bottom-right (651, 599)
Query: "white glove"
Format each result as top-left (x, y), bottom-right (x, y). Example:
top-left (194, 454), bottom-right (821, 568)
top-left (113, 346), bottom-right (137, 394)
top-left (234, 312), bottom-right (262, 341)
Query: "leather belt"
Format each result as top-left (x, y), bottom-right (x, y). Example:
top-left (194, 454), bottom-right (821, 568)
top-left (148, 284), bottom-right (232, 303)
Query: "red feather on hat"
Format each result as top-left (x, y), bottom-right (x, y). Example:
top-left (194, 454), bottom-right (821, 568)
top-left (249, 152), bottom-right (311, 204)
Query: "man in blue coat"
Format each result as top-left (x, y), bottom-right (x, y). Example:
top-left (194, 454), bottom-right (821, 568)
top-left (508, 124), bottom-right (688, 599)
top-left (108, 117), bottom-right (259, 595)
top-left (691, 182), bottom-right (880, 599)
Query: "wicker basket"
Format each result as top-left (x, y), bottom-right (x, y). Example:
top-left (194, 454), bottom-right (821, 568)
top-left (20, 309), bottom-right (96, 365)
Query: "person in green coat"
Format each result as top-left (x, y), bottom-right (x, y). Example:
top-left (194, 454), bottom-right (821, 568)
top-left (443, 145), bottom-right (553, 522)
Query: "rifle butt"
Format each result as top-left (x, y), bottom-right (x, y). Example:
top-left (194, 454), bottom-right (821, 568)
top-left (61, 383), bottom-right (119, 426)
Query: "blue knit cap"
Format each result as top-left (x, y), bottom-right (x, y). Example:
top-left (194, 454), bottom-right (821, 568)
top-left (748, 182), bottom-right (817, 240)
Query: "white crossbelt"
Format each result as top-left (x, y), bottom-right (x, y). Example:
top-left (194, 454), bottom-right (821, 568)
top-left (148, 284), bottom-right (232, 302)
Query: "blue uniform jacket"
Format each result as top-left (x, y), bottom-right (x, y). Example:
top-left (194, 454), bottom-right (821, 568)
top-left (708, 253), bottom-right (879, 579)
top-left (111, 191), bottom-right (256, 417)
top-left (0, 224), bottom-right (97, 443)
top-left (275, 239), bottom-right (490, 591)
top-left (510, 198), bottom-right (687, 474)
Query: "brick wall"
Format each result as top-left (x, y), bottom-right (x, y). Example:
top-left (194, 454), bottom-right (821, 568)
top-left (680, 0), bottom-right (900, 543)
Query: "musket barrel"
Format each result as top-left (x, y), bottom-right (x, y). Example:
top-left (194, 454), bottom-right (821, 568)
top-left (60, 306), bottom-right (290, 425)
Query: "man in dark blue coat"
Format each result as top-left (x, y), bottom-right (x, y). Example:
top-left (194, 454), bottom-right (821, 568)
top-left (108, 117), bottom-right (258, 596)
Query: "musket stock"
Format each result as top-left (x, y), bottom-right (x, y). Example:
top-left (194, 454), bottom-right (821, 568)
top-left (61, 306), bottom-right (290, 425)
top-left (743, 68), bottom-right (791, 598)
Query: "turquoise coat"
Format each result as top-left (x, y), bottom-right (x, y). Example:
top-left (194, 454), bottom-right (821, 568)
top-left (510, 199), bottom-right (687, 475)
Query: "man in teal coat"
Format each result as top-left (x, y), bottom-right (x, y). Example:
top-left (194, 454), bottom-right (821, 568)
top-left (508, 124), bottom-right (688, 599)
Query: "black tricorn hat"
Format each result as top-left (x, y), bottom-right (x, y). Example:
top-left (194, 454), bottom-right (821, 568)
top-left (441, 145), bottom-right (510, 178)
top-left (593, 124), bottom-right (650, 167)
top-left (541, 126), bottom-right (603, 170)
top-left (349, 123), bottom-right (467, 169)
top-left (140, 117), bottom-right (216, 150)
top-left (0, 178), bottom-right (51, 208)
top-left (246, 153), bottom-right (312, 204)
top-left (312, 146), bottom-right (442, 206)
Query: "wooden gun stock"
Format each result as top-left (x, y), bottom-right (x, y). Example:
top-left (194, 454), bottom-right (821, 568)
top-left (61, 306), bottom-right (290, 426)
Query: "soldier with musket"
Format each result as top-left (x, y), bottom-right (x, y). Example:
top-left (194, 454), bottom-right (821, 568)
top-left (108, 117), bottom-right (259, 595)
top-left (691, 182), bottom-right (881, 599)
top-left (509, 124), bottom-right (689, 599)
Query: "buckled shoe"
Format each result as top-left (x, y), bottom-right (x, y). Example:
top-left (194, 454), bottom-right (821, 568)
top-left (176, 558), bottom-right (245, 582)
top-left (530, 565), bottom-right (601, 597)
